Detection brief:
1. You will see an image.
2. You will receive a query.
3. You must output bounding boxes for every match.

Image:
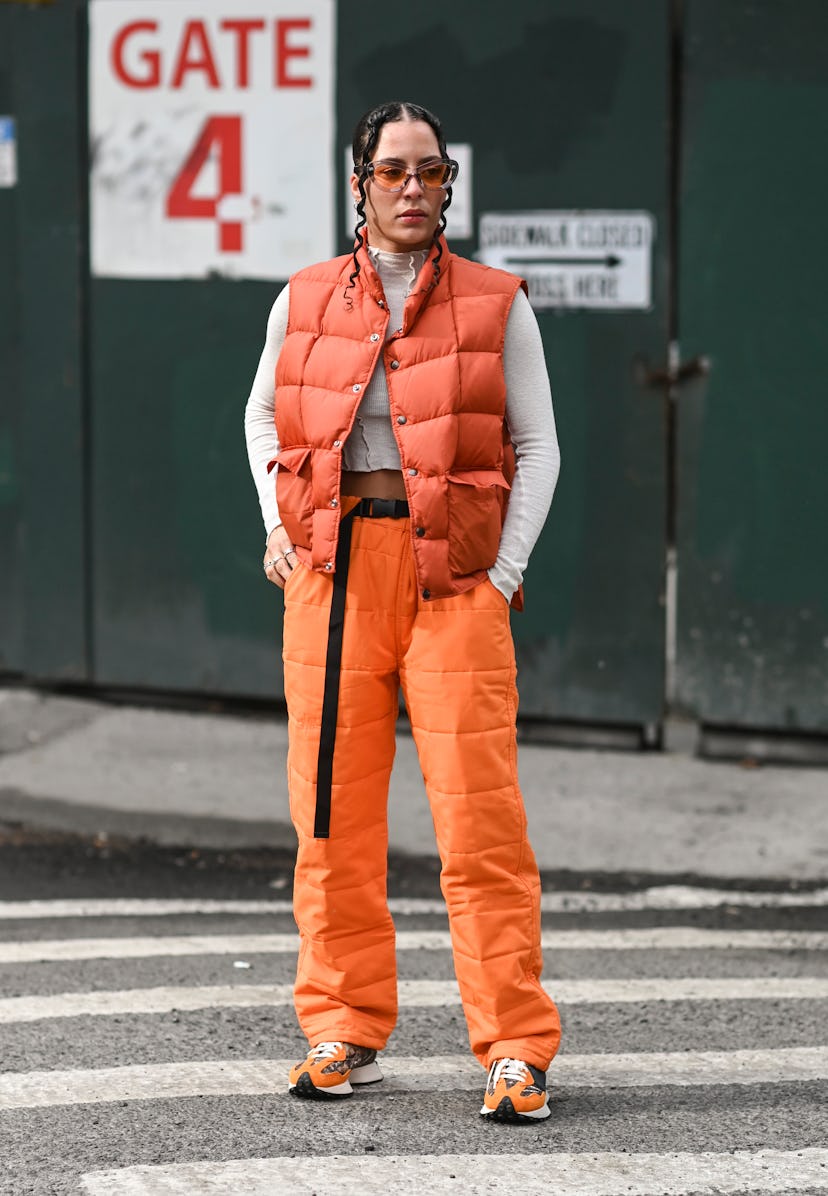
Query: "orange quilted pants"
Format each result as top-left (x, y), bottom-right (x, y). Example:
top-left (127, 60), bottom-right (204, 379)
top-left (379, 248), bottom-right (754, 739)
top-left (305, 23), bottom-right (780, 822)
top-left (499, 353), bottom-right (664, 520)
top-left (282, 503), bottom-right (561, 1070)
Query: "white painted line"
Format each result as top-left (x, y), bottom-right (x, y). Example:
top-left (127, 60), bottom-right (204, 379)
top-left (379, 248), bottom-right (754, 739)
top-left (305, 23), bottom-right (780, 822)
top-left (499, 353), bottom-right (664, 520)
top-left (539, 885), bottom-right (828, 912)
top-left (2, 926), bottom-right (826, 964)
top-left (540, 885), bottom-right (828, 908)
top-left (0, 899), bottom-right (295, 920)
top-left (1, 886), bottom-right (827, 921)
top-left (2, 976), bottom-right (827, 1024)
top-left (0, 933), bottom-right (300, 964)
top-left (79, 1149), bottom-right (828, 1195)
top-left (0, 983), bottom-right (289, 1024)
top-left (2, 1047), bottom-right (826, 1110)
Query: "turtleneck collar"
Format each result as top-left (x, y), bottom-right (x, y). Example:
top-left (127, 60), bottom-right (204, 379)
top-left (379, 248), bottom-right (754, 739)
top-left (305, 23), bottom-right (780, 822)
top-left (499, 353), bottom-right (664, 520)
top-left (367, 245), bottom-right (429, 290)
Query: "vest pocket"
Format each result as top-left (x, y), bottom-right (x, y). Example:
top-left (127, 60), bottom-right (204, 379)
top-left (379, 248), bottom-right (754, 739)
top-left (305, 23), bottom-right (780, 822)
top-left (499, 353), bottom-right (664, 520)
top-left (274, 446), bottom-right (313, 548)
top-left (446, 470), bottom-right (510, 576)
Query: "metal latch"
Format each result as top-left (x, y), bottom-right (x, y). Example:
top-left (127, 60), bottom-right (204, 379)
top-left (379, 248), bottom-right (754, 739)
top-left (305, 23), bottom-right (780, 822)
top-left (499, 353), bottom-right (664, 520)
top-left (634, 349), bottom-right (711, 389)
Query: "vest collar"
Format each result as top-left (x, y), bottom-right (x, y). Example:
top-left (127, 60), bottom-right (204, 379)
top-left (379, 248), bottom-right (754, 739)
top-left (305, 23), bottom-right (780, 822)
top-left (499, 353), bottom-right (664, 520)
top-left (354, 234), bottom-right (450, 333)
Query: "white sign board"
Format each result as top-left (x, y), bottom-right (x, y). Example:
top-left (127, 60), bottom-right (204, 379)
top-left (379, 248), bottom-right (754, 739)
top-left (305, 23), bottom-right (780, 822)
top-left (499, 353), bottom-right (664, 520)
top-left (89, 0), bottom-right (335, 280)
top-left (445, 144), bottom-right (472, 240)
top-left (479, 210), bottom-right (654, 310)
top-left (343, 143), bottom-right (473, 242)
top-left (0, 117), bottom-right (17, 188)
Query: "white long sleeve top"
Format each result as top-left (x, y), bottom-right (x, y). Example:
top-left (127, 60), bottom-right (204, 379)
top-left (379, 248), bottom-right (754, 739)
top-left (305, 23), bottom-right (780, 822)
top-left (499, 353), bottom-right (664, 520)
top-left (245, 248), bottom-right (561, 601)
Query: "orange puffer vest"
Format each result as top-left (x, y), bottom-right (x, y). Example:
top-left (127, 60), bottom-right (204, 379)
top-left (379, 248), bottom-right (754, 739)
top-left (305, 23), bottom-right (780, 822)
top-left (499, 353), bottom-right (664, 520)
top-left (273, 235), bottom-right (524, 602)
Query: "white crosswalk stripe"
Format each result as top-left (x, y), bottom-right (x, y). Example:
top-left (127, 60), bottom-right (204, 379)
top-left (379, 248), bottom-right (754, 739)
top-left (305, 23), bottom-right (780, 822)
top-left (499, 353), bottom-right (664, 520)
top-left (2, 976), bottom-right (826, 1024)
top-left (79, 1149), bottom-right (828, 1196)
top-left (1, 885), bottom-right (826, 920)
top-left (2, 925), bottom-right (825, 962)
top-left (2, 1047), bottom-right (826, 1110)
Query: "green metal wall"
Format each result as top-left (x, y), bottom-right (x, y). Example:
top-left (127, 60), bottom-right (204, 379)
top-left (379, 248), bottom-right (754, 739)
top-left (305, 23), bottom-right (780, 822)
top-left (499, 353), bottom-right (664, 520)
top-left (0, 9), bottom-right (22, 673)
top-left (0, 0), bottom-right (89, 681)
top-left (676, 0), bottom-right (828, 730)
top-left (90, 276), bottom-right (277, 694)
top-left (2, 0), bottom-right (825, 739)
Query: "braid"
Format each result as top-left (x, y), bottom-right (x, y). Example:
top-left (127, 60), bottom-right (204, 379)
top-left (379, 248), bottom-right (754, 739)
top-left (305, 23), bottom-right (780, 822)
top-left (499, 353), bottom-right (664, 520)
top-left (428, 188), bottom-right (453, 291)
top-left (344, 100), bottom-right (452, 307)
top-left (343, 105), bottom-right (389, 306)
top-left (344, 178), bottom-right (368, 310)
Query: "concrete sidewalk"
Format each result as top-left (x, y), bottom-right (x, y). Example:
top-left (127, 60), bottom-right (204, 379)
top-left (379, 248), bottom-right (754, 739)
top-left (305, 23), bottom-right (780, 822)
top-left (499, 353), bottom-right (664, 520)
top-left (0, 687), bottom-right (825, 880)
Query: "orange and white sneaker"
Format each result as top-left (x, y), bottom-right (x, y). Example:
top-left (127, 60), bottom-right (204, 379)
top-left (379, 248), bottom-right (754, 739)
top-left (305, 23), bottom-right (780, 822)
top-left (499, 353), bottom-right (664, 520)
top-left (288, 1041), bottom-right (383, 1100)
top-left (480, 1057), bottom-right (551, 1122)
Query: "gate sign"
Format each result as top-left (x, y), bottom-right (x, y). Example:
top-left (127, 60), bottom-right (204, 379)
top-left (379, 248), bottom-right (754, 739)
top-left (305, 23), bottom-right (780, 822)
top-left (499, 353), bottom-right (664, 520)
top-left (89, 0), bottom-right (334, 280)
top-left (478, 211), bottom-right (654, 310)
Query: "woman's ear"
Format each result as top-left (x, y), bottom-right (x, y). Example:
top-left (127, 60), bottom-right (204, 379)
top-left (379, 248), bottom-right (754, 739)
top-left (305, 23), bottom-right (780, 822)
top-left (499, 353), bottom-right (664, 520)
top-left (350, 173), bottom-right (361, 204)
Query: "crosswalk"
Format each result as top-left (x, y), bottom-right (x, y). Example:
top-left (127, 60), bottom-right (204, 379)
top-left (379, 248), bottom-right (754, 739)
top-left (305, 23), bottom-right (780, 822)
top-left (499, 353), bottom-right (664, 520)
top-left (3, 926), bottom-right (827, 962)
top-left (0, 886), bottom-right (826, 1194)
top-left (78, 1150), bottom-right (828, 1196)
top-left (3, 1048), bottom-right (828, 1110)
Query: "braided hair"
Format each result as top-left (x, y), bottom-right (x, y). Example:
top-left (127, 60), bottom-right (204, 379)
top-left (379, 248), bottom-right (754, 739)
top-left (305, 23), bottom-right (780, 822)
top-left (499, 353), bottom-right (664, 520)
top-left (345, 100), bottom-right (454, 307)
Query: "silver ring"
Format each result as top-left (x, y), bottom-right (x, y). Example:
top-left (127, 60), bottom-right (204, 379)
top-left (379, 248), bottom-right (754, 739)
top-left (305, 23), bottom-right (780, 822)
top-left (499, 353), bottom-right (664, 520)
top-left (285, 548), bottom-right (297, 556)
top-left (266, 555), bottom-right (284, 568)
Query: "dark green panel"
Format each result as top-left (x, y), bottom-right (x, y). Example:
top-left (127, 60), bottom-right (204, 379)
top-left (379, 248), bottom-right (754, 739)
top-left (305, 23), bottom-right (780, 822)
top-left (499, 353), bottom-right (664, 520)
top-left (0, 11), bottom-right (23, 673)
top-left (337, 0), bottom-right (670, 724)
top-left (91, 278), bottom-right (285, 694)
top-left (677, 0), bottom-right (828, 729)
top-left (13, 0), bottom-right (88, 680)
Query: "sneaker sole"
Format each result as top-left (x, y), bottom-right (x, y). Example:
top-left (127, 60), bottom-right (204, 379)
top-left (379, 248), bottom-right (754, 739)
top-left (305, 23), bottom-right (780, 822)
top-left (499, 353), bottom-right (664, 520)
top-left (350, 1061), bottom-right (383, 1085)
top-left (480, 1095), bottom-right (551, 1123)
top-left (288, 1071), bottom-right (353, 1100)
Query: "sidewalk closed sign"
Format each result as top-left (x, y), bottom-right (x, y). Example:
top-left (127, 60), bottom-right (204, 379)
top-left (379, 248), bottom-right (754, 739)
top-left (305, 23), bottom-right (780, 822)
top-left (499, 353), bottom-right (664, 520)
top-left (479, 211), bottom-right (654, 310)
top-left (89, 0), bottom-right (334, 280)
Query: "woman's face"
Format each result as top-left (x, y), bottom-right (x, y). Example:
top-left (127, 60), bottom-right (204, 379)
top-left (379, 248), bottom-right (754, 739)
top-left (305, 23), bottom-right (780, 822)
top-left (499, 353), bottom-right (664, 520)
top-left (351, 119), bottom-right (446, 254)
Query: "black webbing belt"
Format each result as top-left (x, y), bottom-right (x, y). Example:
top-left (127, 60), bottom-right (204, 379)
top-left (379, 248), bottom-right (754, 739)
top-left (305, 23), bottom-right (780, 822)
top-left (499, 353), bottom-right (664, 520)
top-left (313, 496), bottom-right (410, 839)
top-left (353, 497), bottom-right (409, 519)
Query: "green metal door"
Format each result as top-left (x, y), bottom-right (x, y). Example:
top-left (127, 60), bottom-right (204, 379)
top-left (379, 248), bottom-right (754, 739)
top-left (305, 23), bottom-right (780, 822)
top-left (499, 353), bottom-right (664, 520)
top-left (338, 0), bottom-right (670, 727)
top-left (88, 0), bottom-right (671, 729)
top-left (87, 0), bottom-right (331, 697)
top-left (676, 0), bottom-right (828, 732)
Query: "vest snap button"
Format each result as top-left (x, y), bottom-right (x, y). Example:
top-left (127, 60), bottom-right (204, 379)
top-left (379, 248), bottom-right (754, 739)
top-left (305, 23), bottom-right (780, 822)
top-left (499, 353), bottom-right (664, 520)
top-left (396, 415), bottom-right (407, 425)
top-left (352, 384), bottom-right (361, 393)
top-left (408, 468), bottom-right (418, 476)
top-left (422, 589), bottom-right (431, 600)
top-left (325, 562), bottom-right (333, 571)
top-left (333, 440), bottom-right (342, 448)
top-left (390, 359), bottom-right (400, 370)
top-left (378, 300), bottom-right (385, 308)
top-left (330, 499), bottom-right (338, 508)
top-left (370, 333), bottom-right (380, 342)
top-left (415, 526), bottom-right (425, 537)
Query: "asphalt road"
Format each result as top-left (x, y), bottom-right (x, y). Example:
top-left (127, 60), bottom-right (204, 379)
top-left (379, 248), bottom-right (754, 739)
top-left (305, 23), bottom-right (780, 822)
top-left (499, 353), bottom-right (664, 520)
top-left (0, 828), bottom-right (826, 1195)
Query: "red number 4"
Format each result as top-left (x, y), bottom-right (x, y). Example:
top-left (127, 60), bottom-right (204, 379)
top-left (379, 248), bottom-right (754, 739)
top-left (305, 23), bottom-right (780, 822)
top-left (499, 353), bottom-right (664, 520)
top-left (166, 115), bottom-right (244, 252)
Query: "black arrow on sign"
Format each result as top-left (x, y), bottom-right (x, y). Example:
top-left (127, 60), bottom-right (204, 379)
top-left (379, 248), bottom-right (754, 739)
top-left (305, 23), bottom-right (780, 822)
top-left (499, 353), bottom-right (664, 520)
top-left (504, 254), bottom-right (622, 268)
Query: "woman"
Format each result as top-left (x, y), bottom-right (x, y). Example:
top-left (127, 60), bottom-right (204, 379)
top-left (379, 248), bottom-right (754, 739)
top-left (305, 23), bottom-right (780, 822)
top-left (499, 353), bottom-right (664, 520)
top-left (245, 101), bottom-right (561, 1123)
